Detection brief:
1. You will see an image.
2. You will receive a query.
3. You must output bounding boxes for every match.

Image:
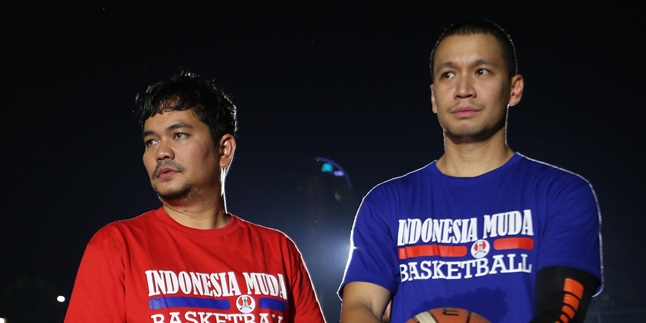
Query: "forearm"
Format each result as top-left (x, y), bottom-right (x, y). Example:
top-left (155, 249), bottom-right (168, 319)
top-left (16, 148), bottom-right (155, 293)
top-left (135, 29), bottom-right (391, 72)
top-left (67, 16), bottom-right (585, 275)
top-left (531, 266), bottom-right (599, 323)
top-left (340, 281), bottom-right (391, 323)
top-left (340, 302), bottom-right (384, 323)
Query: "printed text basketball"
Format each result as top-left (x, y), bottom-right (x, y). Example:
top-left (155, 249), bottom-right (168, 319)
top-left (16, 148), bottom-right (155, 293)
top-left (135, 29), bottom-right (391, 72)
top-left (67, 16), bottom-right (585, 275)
top-left (406, 307), bottom-right (491, 323)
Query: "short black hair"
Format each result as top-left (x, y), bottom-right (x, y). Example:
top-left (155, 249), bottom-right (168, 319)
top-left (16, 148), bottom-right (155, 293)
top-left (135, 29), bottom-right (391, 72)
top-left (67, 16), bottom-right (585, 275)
top-left (135, 70), bottom-right (238, 143)
top-left (429, 18), bottom-right (518, 81)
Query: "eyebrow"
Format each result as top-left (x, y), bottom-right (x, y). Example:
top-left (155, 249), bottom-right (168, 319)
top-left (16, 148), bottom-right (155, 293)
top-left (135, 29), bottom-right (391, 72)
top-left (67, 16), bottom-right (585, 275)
top-left (436, 58), bottom-right (496, 71)
top-left (142, 121), bottom-right (194, 139)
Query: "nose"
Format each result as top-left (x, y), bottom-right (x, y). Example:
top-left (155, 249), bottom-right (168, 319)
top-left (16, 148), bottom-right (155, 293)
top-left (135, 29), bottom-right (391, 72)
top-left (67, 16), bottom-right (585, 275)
top-left (454, 75), bottom-right (475, 99)
top-left (156, 139), bottom-right (175, 161)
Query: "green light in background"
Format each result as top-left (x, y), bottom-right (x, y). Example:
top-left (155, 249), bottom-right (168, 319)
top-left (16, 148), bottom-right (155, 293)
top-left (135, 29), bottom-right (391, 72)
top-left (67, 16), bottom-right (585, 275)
top-left (321, 163), bottom-right (334, 173)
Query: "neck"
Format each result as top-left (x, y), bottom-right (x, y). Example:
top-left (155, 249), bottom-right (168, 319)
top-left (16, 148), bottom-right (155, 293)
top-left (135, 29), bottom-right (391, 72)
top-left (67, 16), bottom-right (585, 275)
top-left (162, 198), bottom-right (231, 230)
top-left (437, 133), bottom-right (514, 177)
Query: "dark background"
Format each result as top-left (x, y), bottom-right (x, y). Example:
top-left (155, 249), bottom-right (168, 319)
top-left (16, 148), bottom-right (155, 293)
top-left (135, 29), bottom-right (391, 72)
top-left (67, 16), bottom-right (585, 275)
top-left (1, 2), bottom-right (644, 322)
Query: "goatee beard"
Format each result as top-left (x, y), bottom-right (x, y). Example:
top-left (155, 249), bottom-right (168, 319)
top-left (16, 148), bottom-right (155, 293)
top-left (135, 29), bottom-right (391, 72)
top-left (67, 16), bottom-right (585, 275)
top-left (156, 186), bottom-right (191, 202)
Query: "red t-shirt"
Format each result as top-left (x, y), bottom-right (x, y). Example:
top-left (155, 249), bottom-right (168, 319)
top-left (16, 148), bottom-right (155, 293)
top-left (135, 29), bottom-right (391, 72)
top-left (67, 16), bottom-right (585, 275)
top-left (65, 208), bottom-right (325, 323)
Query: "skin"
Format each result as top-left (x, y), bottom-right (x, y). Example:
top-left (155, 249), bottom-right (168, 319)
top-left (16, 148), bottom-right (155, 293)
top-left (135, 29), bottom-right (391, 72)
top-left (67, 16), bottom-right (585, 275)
top-left (141, 109), bottom-right (236, 230)
top-left (431, 33), bottom-right (524, 177)
top-left (339, 33), bottom-right (524, 323)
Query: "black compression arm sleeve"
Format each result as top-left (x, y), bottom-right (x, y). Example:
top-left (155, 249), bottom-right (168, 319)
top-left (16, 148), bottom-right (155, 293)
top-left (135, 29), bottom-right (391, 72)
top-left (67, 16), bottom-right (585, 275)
top-left (530, 266), bottom-right (600, 323)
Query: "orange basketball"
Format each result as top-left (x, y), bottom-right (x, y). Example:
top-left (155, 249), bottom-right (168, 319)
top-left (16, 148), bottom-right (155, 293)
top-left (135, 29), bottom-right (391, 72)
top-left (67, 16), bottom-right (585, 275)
top-left (406, 307), bottom-right (491, 323)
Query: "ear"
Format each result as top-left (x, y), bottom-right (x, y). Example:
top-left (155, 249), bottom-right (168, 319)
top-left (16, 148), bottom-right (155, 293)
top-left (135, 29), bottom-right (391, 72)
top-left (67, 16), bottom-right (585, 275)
top-left (219, 134), bottom-right (236, 168)
top-left (508, 74), bottom-right (524, 107)
top-left (430, 84), bottom-right (438, 114)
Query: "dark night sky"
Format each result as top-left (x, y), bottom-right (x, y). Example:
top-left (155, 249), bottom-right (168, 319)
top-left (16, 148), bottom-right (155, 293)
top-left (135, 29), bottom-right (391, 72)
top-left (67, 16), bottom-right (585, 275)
top-left (2, 2), bottom-right (644, 322)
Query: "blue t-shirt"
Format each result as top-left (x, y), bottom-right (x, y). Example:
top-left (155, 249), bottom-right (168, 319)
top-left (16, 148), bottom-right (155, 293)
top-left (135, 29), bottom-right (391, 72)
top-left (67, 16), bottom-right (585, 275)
top-left (338, 153), bottom-right (603, 323)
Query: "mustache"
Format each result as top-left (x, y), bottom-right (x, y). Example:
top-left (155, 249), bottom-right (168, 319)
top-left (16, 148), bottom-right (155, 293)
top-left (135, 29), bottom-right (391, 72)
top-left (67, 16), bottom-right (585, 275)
top-left (152, 161), bottom-right (185, 178)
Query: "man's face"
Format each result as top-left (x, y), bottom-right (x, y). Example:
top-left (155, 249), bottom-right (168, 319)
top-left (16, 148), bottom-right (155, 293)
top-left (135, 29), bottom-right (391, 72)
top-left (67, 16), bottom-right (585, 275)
top-left (430, 33), bottom-right (522, 142)
top-left (141, 109), bottom-right (221, 202)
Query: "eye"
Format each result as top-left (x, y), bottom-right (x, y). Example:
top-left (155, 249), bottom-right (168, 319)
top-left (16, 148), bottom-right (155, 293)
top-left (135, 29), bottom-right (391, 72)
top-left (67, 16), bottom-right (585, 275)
top-left (476, 68), bottom-right (490, 75)
top-left (174, 133), bottom-right (188, 140)
top-left (144, 139), bottom-right (158, 148)
top-left (440, 71), bottom-right (455, 79)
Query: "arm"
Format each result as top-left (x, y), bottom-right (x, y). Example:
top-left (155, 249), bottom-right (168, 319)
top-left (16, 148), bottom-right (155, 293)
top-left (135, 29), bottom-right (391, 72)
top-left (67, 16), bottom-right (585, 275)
top-left (531, 172), bottom-right (603, 322)
top-left (286, 238), bottom-right (326, 323)
top-left (530, 266), bottom-right (600, 323)
top-left (64, 238), bottom-right (126, 323)
top-left (340, 281), bottom-right (391, 323)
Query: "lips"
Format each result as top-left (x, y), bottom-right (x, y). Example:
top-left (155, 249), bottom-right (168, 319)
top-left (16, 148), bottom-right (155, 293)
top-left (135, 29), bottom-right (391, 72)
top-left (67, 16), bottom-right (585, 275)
top-left (156, 165), bottom-right (178, 178)
top-left (451, 107), bottom-right (479, 118)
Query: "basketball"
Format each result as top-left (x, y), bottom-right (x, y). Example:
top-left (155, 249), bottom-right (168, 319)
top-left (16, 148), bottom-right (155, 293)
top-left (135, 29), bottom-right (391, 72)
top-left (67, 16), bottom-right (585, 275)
top-left (406, 307), bottom-right (490, 323)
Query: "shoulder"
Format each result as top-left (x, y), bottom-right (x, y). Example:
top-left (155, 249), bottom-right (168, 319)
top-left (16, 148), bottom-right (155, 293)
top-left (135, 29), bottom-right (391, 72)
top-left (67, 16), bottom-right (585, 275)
top-left (87, 210), bottom-right (156, 245)
top-left (232, 216), bottom-right (304, 257)
top-left (514, 154), bottom-right (597, 202)
top-left (233, 216), bottom-right (295, 243)
top-left (369, 162), bottom-right (436, 194)
top-left (516, 153), bottom-right (593, 185)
